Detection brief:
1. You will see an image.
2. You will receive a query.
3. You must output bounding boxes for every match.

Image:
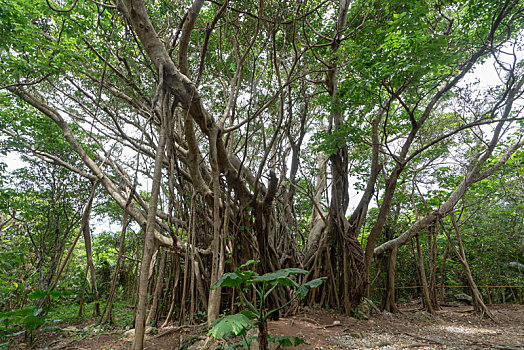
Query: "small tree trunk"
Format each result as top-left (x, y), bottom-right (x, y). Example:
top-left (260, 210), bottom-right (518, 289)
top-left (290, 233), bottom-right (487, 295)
top-left (133, 96), bottom-right (167, 350)
top-left (427, 225), bottom-right (440, 310)
top-left (486, 284), bottom-right (492, 305)
top-left (82, 214), bottom-right (100, 316)
top-left (207, 127), bottom-right (225, 324)
top-left (40, 181), bottom-right (98, 308)
top-left (101, 205), bottom-right (130, 324)
top-left (187, 198), bottom-right (198, 325)
top-left (78, 264), bottom-right (89, 316)
top-left (178, 234), bottom-right (191, 325)
top-left (415, 235), bottom-right (433, 313)
top-left (130, 241), bottom-right (141, 307)
top-left (384, 247), bottom-right (399, 313)
top-left (441, 214), bottom-right (495, 320)
top-left (439, 246), bottom-right (449, 301)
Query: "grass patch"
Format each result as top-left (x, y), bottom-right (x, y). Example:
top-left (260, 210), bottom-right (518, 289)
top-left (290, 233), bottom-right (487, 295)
top-left (46, 300), bottom-right (134, 328)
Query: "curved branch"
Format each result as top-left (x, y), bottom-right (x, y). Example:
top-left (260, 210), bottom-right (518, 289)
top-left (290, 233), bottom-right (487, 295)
top-left (178, 0), bottom-right (205, 77)
top-left (7, 86), bottom-right (185, 251)
top-left (46, 0), bottom-right (78, 13)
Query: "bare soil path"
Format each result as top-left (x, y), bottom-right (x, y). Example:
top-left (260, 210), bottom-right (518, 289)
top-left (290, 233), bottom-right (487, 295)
top-left (15, 303), bottom-right (524, 349)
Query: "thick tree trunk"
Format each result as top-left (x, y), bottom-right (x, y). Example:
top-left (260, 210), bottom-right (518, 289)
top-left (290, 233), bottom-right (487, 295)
top-left (193, 258), bottom-right (208, 312)
top-left (303, 154), bottom-right (327, 267)
top-left (316, 0), bottom-right (366, 314)
top-left (328, 149), bottom-right (352, 314)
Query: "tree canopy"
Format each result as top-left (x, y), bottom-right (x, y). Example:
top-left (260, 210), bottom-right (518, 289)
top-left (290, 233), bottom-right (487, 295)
top-left (1, 0), bottom-right (523, 349)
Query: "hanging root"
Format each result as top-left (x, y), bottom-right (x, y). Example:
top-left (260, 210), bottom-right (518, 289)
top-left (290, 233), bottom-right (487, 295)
top-left (346, 235), bottom-right (366, 309)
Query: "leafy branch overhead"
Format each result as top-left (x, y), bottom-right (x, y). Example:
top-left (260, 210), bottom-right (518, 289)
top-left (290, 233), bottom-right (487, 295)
top-left (0, 0), bottom-right (523, 349)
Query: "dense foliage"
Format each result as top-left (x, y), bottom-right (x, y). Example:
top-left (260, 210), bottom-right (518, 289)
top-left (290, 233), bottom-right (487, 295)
top-left (0, 0), bottom-right (523, 349)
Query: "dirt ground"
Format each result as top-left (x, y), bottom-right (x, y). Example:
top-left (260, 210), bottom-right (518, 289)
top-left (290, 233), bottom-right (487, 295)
top-left (13, 303), bottom-right (524, 349)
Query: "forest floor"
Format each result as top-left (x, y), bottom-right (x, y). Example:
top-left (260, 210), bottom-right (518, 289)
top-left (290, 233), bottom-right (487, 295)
top-left (11, 302), bottom-right (524, 350)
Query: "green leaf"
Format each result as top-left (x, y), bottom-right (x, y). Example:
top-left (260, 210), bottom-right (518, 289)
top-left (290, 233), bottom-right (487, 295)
top-left (49, 290), bottom-right (62, 299)
top-left (296, 277), bottom-right (326, 298)
top-left (275, 277), bottom-right (299, 287)
top-left (238, 260), bottom-right (259, 269)
top-left (293, 337), bottom-right (307, 346)
top-left (270, 335), bottom-right (308, 347)
top-left (274, 336), bottom-right (293, 346)
top-left (239, 309), bottom-right (257, 319)
top-left (226, 336), bottom-right (256, 350)
top-left (207, 314), bottom-right (254, 339)
top-left (3, 307), bottom-right (35, 318)
top-left (28, 290), bottom-right (47, 299)
top-left (23, 315), bottom-right (44, 330)
top-left (212, 272), bottom-right (249, 289)
top-left (251, 268), bottom-right (308, 283)
top-left (303, 277), bottom-right (326, 288)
